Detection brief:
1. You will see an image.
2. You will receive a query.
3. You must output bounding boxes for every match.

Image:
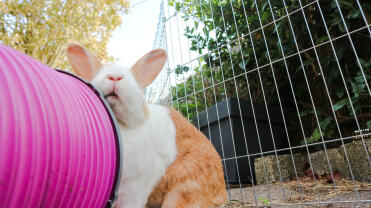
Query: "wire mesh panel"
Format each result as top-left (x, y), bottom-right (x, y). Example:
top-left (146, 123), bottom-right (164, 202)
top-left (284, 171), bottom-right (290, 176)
top-left (149, 0), bottom-right (371, 207)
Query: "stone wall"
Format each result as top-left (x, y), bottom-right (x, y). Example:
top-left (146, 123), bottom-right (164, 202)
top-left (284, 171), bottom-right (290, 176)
top-left (254, 138), bottom-right (370, 184)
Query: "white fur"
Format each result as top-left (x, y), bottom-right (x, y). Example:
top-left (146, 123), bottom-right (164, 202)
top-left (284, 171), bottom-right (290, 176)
top-left (116, 105), bottom-right (177, 208)
top-left (92, 64), bottom-right (146, 128)
top-left (91, 65), bottom-right (178, 208)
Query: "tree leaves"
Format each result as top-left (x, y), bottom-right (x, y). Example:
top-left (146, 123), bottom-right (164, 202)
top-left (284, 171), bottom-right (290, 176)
top-left (0, 0), bottom-right (129, 70)
top-left (347, 9), bottom-right (361, 19)
top-left (316, 36), bottom-right (329, 44)
top-left (333, 98), bottom-right (348, 111)
top-left (169, 0), bottom-right (370, 145)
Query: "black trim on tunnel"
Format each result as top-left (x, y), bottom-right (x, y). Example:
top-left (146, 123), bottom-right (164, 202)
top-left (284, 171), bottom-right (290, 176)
top-left (55, 69), bottom-right (123, 208)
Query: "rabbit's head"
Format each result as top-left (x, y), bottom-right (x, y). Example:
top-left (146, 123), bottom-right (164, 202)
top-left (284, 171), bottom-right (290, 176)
top-left (66, 43), bottom-right (167, 127)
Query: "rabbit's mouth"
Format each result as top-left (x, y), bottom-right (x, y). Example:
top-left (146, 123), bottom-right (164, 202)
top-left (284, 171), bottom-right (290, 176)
top-left (105, 92), bottom-right (118, 99)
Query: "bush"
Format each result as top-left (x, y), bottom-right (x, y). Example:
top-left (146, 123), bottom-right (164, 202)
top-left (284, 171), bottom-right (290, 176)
top-left (169, 0), bottom-right (371, 147)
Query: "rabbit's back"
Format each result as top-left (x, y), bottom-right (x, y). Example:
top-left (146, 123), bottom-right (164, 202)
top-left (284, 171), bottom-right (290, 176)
top-left (147, 108), bottom-right (227, 208)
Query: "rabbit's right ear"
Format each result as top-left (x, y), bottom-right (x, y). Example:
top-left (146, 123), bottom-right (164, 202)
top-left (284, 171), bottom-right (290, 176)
top-left (131, 49), bottom-right (167, 89)
top-left (66, 43), bottom-right (102, 81)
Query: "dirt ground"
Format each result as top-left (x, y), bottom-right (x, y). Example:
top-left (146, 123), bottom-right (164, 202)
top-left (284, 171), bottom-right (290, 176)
top-left (221, 177), bottom-right (371, 207)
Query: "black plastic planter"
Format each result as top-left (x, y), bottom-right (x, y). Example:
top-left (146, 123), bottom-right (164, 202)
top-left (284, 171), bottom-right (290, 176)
top-left (193, 98), bottom-right (288, 184)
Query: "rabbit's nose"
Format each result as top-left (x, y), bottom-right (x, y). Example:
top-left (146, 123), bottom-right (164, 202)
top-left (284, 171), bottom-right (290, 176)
top-left (107, 75), bottom-right (123, 82)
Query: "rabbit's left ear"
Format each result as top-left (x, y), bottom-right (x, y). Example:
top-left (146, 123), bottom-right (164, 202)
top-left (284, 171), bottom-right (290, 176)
top-left (131, 49), bottom-right (167, 88)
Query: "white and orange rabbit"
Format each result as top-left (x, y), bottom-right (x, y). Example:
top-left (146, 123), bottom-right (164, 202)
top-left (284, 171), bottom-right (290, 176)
top-left (66, 44), bottom-right (227, 208)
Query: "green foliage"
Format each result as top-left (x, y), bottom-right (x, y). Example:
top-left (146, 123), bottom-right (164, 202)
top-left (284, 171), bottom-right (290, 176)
top-left (0, 0), bottom-right (130, 69)
top-left (169, 0), bottom-right (371, 146)
top-left (301, 117), bottom-right (335, 150)
top-left (259, 196), bottom-right (269, 206)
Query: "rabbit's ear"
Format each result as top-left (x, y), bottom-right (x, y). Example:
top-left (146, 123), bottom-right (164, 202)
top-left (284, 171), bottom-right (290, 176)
top-left (132, 49), bottom-right (167, 88)
top-left (67, 43), bottom-right (102, 81)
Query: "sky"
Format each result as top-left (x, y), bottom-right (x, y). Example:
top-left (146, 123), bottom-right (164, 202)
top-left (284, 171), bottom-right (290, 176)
top-left (108, 0), bottom-right (163, 67)
top-left (107, 0), bottom-right (200, 102)
top-left (108, 0), bottom-right (198, 69)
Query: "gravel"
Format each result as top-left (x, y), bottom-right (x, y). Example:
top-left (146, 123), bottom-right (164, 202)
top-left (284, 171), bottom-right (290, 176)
top-left (221, 178), bottom-right (371, 207)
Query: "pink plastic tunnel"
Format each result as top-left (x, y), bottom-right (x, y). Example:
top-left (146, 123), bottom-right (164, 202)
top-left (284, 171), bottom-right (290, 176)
top-left (0, 44), bottom-right (122, 208)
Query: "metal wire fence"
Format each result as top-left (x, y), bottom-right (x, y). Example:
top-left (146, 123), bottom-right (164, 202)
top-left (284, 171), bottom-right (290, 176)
top-left (149, 0), bottom-right (371, 207)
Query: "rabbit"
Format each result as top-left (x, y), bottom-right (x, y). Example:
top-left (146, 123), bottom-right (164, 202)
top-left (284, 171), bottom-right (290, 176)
top-left (66, 43), bottom-right (227, 208)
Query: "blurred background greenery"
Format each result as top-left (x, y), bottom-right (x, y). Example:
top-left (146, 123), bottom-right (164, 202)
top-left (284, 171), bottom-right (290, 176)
top-left (169, 0), bottom-right (371, 148)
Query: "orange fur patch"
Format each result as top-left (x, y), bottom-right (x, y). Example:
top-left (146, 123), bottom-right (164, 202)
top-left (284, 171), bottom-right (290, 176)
top-left (146, 108), bottom-right (227, 208)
